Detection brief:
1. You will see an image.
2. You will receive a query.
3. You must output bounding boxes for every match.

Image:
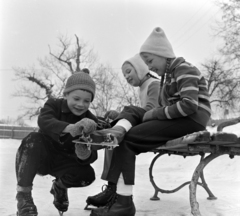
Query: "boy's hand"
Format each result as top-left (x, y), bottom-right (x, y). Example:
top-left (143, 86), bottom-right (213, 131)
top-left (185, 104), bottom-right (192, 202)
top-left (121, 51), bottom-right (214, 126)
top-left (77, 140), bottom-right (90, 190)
top-left (68, 118), bottom-right (97, 137)
top-left (75, 143), bottom-right (92, 160)
top-left (104, 110), bottom-right (119, 120)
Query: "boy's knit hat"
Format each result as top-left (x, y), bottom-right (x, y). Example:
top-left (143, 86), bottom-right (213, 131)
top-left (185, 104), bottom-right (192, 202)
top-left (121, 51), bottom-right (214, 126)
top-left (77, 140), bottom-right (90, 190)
top-left (140, 27), bottom-right (176, 58)
top-left (123, 54), bottom-right (149, 80)
top-left (63, 69), bottom-right (96, 101)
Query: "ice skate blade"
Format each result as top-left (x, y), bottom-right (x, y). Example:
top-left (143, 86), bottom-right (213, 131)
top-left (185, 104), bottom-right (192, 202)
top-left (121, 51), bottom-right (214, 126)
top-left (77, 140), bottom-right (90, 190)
top-left (16, 211), bottom-right (38, 216)
top-left (58, 210), bottom-right (64, 216)
top-left (84, 203), bottom-right (100, 211)
top-left (73, 136), bottom-right (119, 151)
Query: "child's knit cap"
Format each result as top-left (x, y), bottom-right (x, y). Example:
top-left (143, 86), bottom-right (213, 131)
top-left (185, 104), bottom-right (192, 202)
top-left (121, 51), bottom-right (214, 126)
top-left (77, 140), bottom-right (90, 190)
top-left (123, 54), bottom-right (149, 80)
top-left (140, 27), bottom-right (176, 58)
top-left (63, 69), bottom-right (96, 101)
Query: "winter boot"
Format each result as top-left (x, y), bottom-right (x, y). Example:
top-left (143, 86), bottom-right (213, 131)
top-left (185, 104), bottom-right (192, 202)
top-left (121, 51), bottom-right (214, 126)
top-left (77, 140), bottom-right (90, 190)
top-left (85, 184), bottom-right (117, 210)
top-left (16, 191), bottom-right (38, 216)
top-left (50, 179), bottom-right (69, 213)
top-left (90, 126), bottom-right (126, 144)
top-left (90, 194), bottom-right (136, 216)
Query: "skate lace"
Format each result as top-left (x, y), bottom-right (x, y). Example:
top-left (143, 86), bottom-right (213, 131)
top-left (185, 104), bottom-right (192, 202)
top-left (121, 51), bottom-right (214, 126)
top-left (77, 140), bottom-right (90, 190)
top-left (52, 180), bottom-right (68, 202)
top-left (93, 184), bottom-right (111, 199)
top-left (104, 193), bottom-right (118, 210)
top-left (23, 193), bottom-right (34, 204)
top-left (57, 185), bottom-right (68, 201)
top-left (17, 192), bottom-right (37, 214)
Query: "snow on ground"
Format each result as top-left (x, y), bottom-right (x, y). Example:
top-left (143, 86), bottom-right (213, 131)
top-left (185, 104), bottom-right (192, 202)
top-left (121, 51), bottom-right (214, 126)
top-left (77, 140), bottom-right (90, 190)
top-left (0, 125), bottom-right (240, 216)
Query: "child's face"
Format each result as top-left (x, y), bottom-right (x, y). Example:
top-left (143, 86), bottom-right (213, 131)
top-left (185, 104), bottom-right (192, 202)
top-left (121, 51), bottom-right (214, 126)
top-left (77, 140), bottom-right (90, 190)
top-left (141, 53), bottom-right (166, 76)
top-left (65, 89), bottom-right (92, 116)
top-left (122, 63), bottom-right (140, 87)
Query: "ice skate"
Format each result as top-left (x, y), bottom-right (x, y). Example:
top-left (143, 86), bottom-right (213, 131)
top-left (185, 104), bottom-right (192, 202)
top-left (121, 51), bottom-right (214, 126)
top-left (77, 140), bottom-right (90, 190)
top-left (50, 180), bottom-right (69, 215)
top-left (85, 184), bottom-right (116, 210)
top-left (90, 126), bottom-right (126, 145)
top-left (73, 132), bottom-right (119, 151)
top-left (90, 194), bottom-right (136, 216)
top-left (16, 191), bottom-right (38, 216)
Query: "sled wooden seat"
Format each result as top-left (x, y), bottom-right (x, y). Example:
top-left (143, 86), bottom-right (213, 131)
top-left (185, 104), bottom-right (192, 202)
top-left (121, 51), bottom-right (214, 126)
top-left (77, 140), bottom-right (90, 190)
top-left (149, 117), bottom-right (240, 216)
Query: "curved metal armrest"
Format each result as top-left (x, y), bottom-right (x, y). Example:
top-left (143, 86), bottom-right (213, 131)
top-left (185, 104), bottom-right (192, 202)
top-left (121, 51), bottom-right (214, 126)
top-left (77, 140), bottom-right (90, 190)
top-left (217, 117), bottom-right (240, 132)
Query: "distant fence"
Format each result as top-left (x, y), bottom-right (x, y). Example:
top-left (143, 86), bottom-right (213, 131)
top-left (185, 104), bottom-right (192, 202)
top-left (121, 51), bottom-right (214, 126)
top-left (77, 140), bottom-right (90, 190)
top-left (0, 125), bottom-right (39, 139)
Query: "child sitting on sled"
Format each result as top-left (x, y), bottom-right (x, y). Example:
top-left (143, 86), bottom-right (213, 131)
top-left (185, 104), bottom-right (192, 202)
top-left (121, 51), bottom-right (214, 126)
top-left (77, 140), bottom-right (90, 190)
top-left (85, 54), bottom-right (160, 209)
top-left (88, 27), bottom-right (211, 216)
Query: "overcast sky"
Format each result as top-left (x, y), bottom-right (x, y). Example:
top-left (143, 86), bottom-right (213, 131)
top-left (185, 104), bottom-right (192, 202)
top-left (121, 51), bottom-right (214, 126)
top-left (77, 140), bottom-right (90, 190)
top-left (0, 0), bottom-right (221, 125)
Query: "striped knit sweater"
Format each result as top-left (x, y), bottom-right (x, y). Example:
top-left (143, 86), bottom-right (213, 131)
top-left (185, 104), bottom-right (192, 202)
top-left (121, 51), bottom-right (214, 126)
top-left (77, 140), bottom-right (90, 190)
top-left (152, 57), bottom-right (211, 127)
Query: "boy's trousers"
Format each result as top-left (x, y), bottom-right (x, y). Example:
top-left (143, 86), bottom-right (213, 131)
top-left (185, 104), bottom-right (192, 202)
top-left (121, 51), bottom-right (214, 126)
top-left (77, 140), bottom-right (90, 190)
top-left (16, 132), bottom-right (96, 188)
top-left (101, 105), bottom-right (205, 185)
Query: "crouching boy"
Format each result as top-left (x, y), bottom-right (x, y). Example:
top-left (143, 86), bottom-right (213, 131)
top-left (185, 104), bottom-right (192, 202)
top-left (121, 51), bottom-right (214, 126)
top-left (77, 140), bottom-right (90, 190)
top-left (15, 70), bottom-right (98, 216)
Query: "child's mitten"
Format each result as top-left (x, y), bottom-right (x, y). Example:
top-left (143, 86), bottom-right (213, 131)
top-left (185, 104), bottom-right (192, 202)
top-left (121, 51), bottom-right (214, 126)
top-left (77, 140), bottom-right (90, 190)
top-left (104, 110), bottom-right (119, 120)
top-left (75, 143), bottom-right (92, 160)
top-left (69, 118), bottom-right (97, 137)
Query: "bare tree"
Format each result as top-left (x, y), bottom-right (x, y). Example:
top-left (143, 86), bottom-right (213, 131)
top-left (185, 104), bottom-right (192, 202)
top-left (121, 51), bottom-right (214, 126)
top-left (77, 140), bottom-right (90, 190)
top-left (202, 0), bottom-right (240, 117)
top-left (201, 58), bottom-right (240, 109)
top-left (13, 34), bottom-right (140, 119)
top-left (214, 0), bottom-right (240, 67)
top-left (0, 117), bottom-right (14, 125)
top-left (116, 77), bottom-right (140, 109)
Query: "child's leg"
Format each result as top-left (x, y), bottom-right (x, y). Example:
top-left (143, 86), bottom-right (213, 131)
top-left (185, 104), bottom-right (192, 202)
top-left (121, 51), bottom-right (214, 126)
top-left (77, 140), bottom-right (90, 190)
top-left (116, 173), bottom-right (133, 196)
top-left (101, 118), bottom-right (205, 187)
top-left (91, 118), bottom-right (205, 215)
top-left (16, 132), bottom-right (49, 190)
top-left (50, 154), bottom-right (96, 211)
top-left (15, 132), bottom-right (49, 216)
top-left (49, 157), bottom-right (96, 213)
top-left (91, 173), bottom-right (135, 216)
top-left (86, 150), bottom-right (117, 208)
top-left (58, 165), bottom-right (95, 188)
top-left (50, 179), bottom-right (69, 213)
top-left (112, 105), bottom-right (146, 127)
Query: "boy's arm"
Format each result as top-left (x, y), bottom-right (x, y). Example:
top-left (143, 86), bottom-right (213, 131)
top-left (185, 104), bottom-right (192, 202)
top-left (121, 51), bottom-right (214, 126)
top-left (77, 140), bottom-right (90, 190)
top-left (38, 98), bottom-right (70, 142)
top-left (143, 81), bottom-right (160, 111)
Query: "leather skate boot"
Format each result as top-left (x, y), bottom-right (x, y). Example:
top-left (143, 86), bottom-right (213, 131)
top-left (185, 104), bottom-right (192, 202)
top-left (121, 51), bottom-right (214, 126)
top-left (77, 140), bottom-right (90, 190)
top-left (90, 126), bottom-right (126, 145)
top-left (50, 179), bottom-right (69, 213)
top-left (16, 191), bottom-right (38, 216)
top-left (85, 184), bottom-right (117, 210)
top-left (90, 194), bottom-right (136, 216)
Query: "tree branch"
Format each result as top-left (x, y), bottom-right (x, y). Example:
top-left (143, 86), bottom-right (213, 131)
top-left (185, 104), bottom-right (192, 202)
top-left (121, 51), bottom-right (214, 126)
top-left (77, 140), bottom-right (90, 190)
top-left (75, 34), bottom-right (81, 72)
top-left (48, 44), bottom-right (74, 72)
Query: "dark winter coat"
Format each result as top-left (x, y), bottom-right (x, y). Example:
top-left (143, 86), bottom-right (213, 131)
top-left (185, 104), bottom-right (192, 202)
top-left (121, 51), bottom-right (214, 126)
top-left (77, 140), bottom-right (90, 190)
top-left (38, 97), bottom-right (98, 165)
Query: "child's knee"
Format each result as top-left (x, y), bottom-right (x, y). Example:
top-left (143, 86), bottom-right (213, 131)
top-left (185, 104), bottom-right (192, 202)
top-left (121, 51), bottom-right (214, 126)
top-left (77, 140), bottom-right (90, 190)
top-left (60, 166), bottom-right (96, 188)
top-left (18, 132), bottom-right (45, 154)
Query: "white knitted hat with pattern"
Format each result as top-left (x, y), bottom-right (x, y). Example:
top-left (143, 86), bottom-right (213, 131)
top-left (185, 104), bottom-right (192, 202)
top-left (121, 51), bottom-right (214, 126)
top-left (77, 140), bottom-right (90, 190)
top-left (140, 27), bottom-right (176, 58)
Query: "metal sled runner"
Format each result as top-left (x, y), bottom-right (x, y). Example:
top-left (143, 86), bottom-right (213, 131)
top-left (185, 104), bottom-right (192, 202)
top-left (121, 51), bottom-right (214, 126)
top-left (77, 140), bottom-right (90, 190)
top-left (148, 117), bottom-right (240, 216)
